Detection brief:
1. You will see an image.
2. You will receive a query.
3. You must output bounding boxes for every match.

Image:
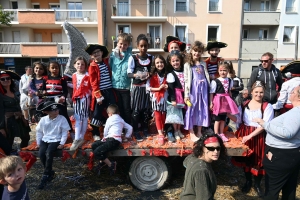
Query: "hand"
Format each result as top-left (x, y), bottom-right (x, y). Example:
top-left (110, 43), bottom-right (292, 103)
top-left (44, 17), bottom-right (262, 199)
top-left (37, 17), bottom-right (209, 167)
top-left (35, 145), bottom-right (39, 150)
top-left (97, 99), bottom-right (103, 105)
top-left (0, 129), bottom-right (6, 137)
top-left (163, 84), bottom-right (168, 89)
top-left (242, 135), bottom-right (252, 144)
top-left (58, 97), bottom-right (65, 103)
top-left (184, 97), bottom-right (190, 104)
top-left (210, 103), bottom-right (213, 111)
top-left (43, 90), bottom-right (47, 95)
top-left (57, 145), bottom-right (64, 149)
top-left (252, 118), bottom-right (265, 125)
top-left (159, 85), bottom-right (164, 90)
top-left (171, 101), bottom-right (177, 106)
top-left (231, 87), bottom-right (235, 90)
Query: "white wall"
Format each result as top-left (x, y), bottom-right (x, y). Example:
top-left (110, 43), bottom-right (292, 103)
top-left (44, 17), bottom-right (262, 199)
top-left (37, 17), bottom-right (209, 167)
top-left (2, 27), bottom-right (32, 42)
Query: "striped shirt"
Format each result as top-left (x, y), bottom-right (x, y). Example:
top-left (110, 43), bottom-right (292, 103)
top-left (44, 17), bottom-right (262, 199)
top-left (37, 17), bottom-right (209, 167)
top-left (98, 62), bottom-right (112, 90)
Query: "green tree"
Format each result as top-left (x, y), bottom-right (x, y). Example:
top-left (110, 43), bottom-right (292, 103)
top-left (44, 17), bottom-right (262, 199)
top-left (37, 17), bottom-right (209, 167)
top-left (0, 5), bottom-right (14, 27)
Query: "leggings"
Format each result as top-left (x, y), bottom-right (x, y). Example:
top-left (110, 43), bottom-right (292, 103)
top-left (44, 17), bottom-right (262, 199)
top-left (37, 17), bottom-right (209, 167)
top-left (154, 111), bottom-right (166, 131)
top-left (74, 118), bottom-right (88, 140)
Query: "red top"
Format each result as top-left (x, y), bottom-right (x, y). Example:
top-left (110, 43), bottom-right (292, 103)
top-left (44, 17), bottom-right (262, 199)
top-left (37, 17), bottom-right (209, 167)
top-left (72, 73), bottom-right (91, 102)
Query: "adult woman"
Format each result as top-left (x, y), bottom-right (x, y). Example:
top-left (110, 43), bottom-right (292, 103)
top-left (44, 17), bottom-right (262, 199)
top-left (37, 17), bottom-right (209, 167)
top-left (254, 85), bottom-right (300, 200)
top-left (230, 81), bottom-right (274, 197)
top-left (0, 70), bottom-right (30, 149)
top-left (180, 133), bottom-right (226, 200)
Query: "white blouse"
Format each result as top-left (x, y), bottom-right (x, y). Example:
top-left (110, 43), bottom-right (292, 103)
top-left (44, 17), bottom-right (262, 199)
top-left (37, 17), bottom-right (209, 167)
top-left (242, 103), bottom-right (274, 127)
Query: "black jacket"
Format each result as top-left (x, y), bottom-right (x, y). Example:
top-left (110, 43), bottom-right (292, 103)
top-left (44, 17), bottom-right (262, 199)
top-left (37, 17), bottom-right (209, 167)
top-left (247, 64), bottom-right (283, 104)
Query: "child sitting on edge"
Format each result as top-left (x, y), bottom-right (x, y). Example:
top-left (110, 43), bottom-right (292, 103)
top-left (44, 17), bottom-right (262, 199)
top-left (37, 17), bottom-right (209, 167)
top-left (92, 104), bottom-right (132, 175)
top-left (0, 156), bottom-right (30, 200)
top-left (35, 101), bottom-right (70, 189)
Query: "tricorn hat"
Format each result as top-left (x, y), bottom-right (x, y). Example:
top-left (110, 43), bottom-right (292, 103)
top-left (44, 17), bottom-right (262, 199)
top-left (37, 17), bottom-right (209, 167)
top-left (0, 70), bottom-right (21, 81)
top-left (206, 41), bottom-right (227, 51)
top-left (163, 35), bottom-right (186, 52)
top-left (280, 60), bottom-right (300, 78)
top-left (85, 44), bottom-right (109, 58)
top-left (36, 101), bottom-right (63, 112)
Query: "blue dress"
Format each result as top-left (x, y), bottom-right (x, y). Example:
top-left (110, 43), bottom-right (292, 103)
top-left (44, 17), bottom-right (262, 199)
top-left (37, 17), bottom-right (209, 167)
top-left (184, 64), bottom-right (210, 129)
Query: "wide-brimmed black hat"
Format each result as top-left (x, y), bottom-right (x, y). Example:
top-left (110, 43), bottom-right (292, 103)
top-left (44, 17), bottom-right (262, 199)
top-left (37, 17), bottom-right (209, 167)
top-left (163, 35), bottom-right (186, 52)
top-left (0, 69), bottom-right (21, 80)
top-left (280, 60), bottom-right (300, 77)
top-left (85, 44), bottom-right (109, 58)
top-left (206, 41), bottom-right (227, 51)
top-left (36, 101), bottom-right (63, 112)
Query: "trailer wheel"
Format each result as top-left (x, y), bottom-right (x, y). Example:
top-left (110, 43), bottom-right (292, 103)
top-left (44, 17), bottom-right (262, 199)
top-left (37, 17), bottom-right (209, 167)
top-left (128, 157), bottom-right (171, 191)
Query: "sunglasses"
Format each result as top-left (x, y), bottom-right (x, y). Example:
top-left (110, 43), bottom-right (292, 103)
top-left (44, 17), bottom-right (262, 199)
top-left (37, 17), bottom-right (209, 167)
top-left (260, 59), bottom-right (270, 63)
top-left (205, 146), bottom-right (221, 152)
top-left (0, 77), bottom-right (11, 81)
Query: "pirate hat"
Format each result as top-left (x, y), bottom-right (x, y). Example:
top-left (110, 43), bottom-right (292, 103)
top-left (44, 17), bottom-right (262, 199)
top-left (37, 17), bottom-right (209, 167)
top-left (36, 101), bottom-right (63, 112)
top-left (85, 44), bottom-right (109, 58)
top-left (280, 60), bottom-right (300, 78)
top-left (0, 70), bottom-right (21, 81)
top-left (163, 35), bottom-right (186, 52)
top-left (206, 41), bottom-right (227, 51)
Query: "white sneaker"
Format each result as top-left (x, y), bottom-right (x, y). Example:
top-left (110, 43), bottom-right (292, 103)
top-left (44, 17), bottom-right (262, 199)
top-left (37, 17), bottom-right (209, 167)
top-left (93, 135), bottom-right (101, 141)
top-left (174, 131), bottom-right (180, 140)
top-left (177, 130), bottom-right (185, 139)
top-left (70, 140), bottom-right (80, 151)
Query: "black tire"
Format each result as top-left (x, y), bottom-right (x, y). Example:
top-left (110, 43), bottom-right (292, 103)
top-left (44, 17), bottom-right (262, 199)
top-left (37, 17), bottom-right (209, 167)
top-left (128, 157), bottom-right (172, 191)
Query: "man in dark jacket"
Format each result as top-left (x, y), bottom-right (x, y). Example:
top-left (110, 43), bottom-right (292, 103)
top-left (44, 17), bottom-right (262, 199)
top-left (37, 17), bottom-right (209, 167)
top-left (247, 52), bottom-right (283, 104)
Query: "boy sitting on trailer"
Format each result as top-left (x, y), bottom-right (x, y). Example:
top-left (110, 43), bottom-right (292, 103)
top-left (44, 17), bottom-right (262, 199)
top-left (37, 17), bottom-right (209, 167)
top-left (92, 104), bottom-right (132, 175)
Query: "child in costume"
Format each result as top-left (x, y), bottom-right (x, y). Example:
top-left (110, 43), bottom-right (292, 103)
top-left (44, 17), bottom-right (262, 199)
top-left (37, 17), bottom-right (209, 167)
top-left (210, 62), bottom-right (239, 141)
top-left (110, 33), bottom-right (132, 124)
top-left (44, 61), bottom-right (72, 132)
top-left (165, 50), bottom-right (186, 140)
top-left (184, 41), bottom-right (210, 142)
top-left (35, 102), bottom-right (69, 189)
top-left (70, 57), bottom-right (91, 151)
top-left (92, 104), bottom-right (132, 175)
top-left (127, 34), bottom-right (152, 141)
top-left (146, 55), bottom-right (168, 144)
top-left (85, 44), bottom-right (116, 141)
top-left (205, 41), bottom-right (227, 80)
top-left (0, 156), bottom-right (29, 200)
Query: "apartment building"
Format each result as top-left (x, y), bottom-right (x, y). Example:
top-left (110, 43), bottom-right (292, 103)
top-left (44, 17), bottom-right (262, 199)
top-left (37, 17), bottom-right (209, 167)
top-left (0, 0), bottom-right (99, 75)
top-left (105, 0), bottom-right (243, 72)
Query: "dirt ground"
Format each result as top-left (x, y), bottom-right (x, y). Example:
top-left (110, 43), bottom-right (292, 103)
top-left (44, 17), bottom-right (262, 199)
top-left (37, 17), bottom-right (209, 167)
top-left (21, 129), bottom-right (300, 200)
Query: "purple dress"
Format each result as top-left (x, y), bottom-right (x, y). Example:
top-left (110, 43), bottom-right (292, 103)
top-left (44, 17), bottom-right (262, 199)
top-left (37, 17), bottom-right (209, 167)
top-left (184, 65), bottom-right (210, 130)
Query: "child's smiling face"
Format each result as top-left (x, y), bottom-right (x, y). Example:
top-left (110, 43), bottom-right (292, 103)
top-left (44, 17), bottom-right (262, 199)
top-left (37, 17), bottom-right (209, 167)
top-left (75, 60), bottom-right (86, 74)
top-left (170, 56), bottom-right (181, 70)
top-left (155, 57), bottom-right (165, 71)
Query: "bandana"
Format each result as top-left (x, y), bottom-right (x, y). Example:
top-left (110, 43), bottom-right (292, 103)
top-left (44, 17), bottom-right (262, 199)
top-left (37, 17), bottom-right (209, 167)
top-left (0, 73), bottom-right (10, 78)
top-left (204, 137), bottom-right (219, 144)
top-left (168, 41), bottom-right (183, 52)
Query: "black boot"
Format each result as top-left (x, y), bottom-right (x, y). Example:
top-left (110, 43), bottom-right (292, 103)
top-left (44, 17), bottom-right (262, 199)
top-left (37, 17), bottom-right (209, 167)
top-left (241, 172), bottom-right (252, 193)
top-left (254, 175), bottom-right (264, 198)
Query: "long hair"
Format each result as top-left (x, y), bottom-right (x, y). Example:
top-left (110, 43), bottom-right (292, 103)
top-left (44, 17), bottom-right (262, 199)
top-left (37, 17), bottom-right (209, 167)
top-left (0, 75), bottom-right (16, 94)
top-left (167, 50), bottom-right (184, 73)
top-left (32, 62), bottom-right (48, 79)
top-left (150, 55), bottom-right (167, 77)
top-left (186, 41), bottom-right (205, 67)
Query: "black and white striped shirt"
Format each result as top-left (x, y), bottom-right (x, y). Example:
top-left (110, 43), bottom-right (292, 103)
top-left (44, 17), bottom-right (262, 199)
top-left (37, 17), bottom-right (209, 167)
top-left (98, 62), bottom-right (112, 90)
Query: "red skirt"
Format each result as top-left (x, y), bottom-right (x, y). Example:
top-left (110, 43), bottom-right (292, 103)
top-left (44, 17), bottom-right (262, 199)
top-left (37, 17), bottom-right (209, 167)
top-left (231, 123), bottom-right (266, 176)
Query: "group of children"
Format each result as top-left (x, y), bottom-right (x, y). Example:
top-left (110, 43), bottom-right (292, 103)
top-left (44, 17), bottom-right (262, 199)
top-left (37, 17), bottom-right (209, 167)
top-left (0, 33), bottom-right (241, 197)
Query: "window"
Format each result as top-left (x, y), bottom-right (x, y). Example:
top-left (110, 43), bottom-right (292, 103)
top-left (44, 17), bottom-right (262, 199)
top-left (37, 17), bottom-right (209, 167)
top-left (260, 1), bottom-right (270, 11)
top-left (175, 0), bottom-right (187, 12)
top-left (209, 0), bottom-right (220, 12)
top-left (11, 1), bottom-right (18, 9)
top-left (116, 24), bottom-right (131, 37)
top-left (12, 31), bottom-right (21, 42)
top-left (175, 25), bottom-right (187, 42)
top-left (50, 4), bottom-right (60, 20)
top-left (34, 33), bottom-right (42, 42)
top-left (286, 0), bottom-right (296, 12)
top-left (149, 0), bottom-right (160, 16)
top-left (68, 2), bottom-right (82, 19)
top-left (117, 0), bottom-right (129, 16)
top-left (243, 29), bottom-right (249, 39)
top-left (259, 29), bottom-right (268, 40)
top-left (244, 0), bottom-right (250, 11)
top-left (51, 33), bottom-right (62, 42)
top-left (283, 26), bottom-right (294, 42)
top-left (207, 26), bottom-right (219, 41)
top-left (148, 24), bottom-right (162, 48)
top-left (0, 32), bottom-right (3, 42)
top-left (32, 4), bottom-right (40, 9)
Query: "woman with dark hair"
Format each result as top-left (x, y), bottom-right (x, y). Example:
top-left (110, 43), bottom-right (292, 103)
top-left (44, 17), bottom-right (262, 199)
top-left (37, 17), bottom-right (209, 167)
top-left (180, 133), bottom-right (227, 200)
top-left (230, 81), bottom-right (274, 197)
top-left (0, 70), bottom-right (31, 149)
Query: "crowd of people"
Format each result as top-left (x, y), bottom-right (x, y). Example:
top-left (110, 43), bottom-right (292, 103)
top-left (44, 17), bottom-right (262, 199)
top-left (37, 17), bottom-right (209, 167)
top-left (0, 32), bottom-right (299, 199)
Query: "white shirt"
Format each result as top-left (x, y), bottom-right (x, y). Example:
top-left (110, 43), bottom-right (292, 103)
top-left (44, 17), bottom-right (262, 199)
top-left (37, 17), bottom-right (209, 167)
top-left (19, 74), bottom-right (31, 94)
top-left (76, 73), bottom-right (85, 89)
top-left (210, 77), bottom-right (233, 93)
top-left (103, 114), bottom-right (133, 143)
top-left (272, 77), bottom-right (300, 109)
top-left (36, 115), bottom-right (70, 145)
top-left (242, 103), bottom-right (274, 127)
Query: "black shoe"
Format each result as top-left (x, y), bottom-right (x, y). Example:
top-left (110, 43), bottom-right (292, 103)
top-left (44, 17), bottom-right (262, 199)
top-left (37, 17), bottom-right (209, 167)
top-left (143, 129), bottom-right (149, 138)
top-left (95, 162), bottom-right (106, 176)
top-left (48, 171), bottom-right (55, 182)
top-left (241, 180), bottom-right (252, 193)
top-left (38, 175), bottom-right (49, 189)
top-left (134, 132), bottom-right (143, 142)
top-left (254, 185), bottom-right (264, 198)
top-left (109, 161), bottom-right (117, 175)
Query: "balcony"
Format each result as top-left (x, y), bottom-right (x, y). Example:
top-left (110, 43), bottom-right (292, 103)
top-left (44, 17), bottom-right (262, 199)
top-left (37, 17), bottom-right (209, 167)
top-left (243, 10), bottom-right (280, 25)
top-left (111, 4), bottom-right (167, 22)
top-left (0, 43), bottom-right (21, 55)
top-left (54, 10), bottom-right (98, 26)
top-left (241, 39), bottom-right (278, 59)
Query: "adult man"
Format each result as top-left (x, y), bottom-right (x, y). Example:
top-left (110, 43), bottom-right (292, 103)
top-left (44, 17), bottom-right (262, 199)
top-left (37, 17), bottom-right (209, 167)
top-left (19, 66), bottom-right (33, 121)
top-left (247, 52), bottom-right (283, 104)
